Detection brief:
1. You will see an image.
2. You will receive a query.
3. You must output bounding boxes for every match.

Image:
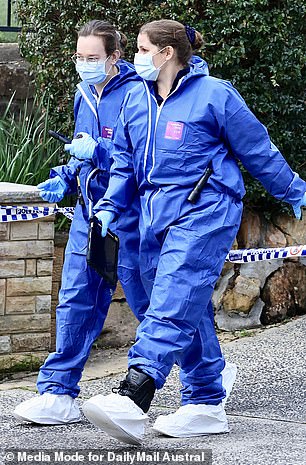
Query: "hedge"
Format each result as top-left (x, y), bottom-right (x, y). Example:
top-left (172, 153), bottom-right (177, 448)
top-left (16, 0), bottom-right (305, 213)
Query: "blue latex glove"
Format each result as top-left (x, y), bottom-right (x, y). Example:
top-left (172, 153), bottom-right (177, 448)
top-left (95, 210), bottom-right (115, 237)
top-left (292, 192), bottom-right (306, 220)
top-left (64, 132), bottom-right (99, 160)
top-left (37, 176), bottom-right (68, 203)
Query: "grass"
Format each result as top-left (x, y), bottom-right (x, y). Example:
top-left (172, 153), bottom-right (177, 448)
top-left (0, 0), bottom-right (19, 42)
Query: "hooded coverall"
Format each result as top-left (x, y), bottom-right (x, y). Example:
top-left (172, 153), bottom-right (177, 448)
top-left (37, 61), bottom-right (149, 398)
top-left (100, 56), bottom-right (306, 405)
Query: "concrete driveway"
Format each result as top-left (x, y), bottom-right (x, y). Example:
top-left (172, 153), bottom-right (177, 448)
top-left (0, 315), bottom-right (305, 465)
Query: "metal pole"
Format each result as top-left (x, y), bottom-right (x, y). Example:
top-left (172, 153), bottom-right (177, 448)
top-left (7, 0), bottom-right (11, 27)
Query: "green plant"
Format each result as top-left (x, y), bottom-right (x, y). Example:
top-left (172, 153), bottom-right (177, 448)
top-left (0, 94), bottom-right (64, 185)
top-left (0, 93), bottom-right (74, 230)
top-left (16, 0), bottom-right (306, 213)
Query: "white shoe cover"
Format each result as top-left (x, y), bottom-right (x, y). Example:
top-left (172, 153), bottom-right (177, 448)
top-left (13, 393), bottom-right (81, 425)
top-left (152, 403), bottom-right (229, 437)
top-left (221, 362), bottom-right (238, 405)
top-left (82, 393), bottom-right (148, 445)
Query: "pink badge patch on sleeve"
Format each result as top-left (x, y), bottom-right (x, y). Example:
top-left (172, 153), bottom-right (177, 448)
top-left (102, 126), bottom-right (113, 139)
top-left (164, 121), bottom-right (184, 140)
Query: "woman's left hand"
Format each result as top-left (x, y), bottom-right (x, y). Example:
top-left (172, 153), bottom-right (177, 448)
top-left (292, 192), bottom-right (306, 220)
top-left (64, 132), bottom-right (99, 160)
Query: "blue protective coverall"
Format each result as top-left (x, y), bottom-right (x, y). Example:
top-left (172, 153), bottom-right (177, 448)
top-left (37, 61), bottom-right (149, 398)
top-left (100, 56), bottom-right (306, 405)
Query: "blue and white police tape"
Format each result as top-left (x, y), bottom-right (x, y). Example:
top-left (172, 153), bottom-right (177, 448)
top-left (0, 204), bottom-right (75, 222)
top-left (226, 245), bottom-right (306, 263)
top-left (1, 204), bottom-right (305, 263)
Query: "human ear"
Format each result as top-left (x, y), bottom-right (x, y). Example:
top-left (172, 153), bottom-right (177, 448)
top-left (111, 49), bottom-right (121, 64)
top-left (165, 46), bottom-right (174, 60)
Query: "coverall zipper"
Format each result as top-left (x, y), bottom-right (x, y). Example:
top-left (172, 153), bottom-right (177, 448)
top-left (145, 79), bottom-right (184, 224)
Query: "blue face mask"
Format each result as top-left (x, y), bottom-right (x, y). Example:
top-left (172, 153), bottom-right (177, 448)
top-left (76, 57), bottom-right (110, 84)
top-left (134, 49), bottom-right (166, 81)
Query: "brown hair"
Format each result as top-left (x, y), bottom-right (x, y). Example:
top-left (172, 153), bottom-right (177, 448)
top-left (78, 20), bottom-right (127, 57)
top-left (139, 19), bottom-right (203, 66)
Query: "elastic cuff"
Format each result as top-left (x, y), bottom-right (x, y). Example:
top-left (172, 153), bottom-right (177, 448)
top-left (283, 172), bottom-right (306, 205)
top-left (128, 358), bottom-right (167, 389)
top-left (37, 385), bottom-right (79, 399)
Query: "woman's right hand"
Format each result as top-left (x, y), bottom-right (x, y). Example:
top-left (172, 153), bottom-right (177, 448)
top-left (95, 210), bottom-right (115, 237)
top-left (37, 176), bottom-right (68, 203)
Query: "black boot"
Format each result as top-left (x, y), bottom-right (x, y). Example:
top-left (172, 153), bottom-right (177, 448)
top-left (112, 367), bottom-right (155, 413)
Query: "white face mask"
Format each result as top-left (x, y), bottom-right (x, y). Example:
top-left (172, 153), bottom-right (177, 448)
top-left (134, 49), bottom-right (166, 81)
top-left (75, 57), bottom-right (110, 85)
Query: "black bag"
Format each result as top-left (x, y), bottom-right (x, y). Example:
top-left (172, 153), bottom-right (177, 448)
top-left (86, 216), bottom-right (119, 286)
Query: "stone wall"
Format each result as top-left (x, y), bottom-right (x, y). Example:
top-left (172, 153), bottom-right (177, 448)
top-left (0, 183), bottom-right (54, 374)
top-left (0, 43), bottom-right (33, 115)
top-left (214, 209), bottom-right (306, 330)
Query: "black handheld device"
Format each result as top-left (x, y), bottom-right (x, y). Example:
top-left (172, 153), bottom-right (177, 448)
top-left (187, 166), bottom-right (213, 204)
top-left (86, 216), bottom-right (119, 286)
top-left (48, 130), bottom-right (72, 144)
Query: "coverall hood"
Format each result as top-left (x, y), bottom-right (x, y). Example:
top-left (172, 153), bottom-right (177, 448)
top-left (189, 55), bottom-right (209, 77)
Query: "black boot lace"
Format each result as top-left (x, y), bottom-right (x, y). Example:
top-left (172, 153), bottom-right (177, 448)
top-left (112, 380), bottom-right (135, 395)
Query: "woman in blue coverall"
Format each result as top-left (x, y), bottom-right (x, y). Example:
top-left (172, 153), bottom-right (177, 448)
top-left (13, 20), bottom-right (151, 425)
top-left (82, 19), bottom-right (306, 444)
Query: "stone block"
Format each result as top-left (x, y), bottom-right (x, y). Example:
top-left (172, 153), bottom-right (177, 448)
top-left (0, 240), bottom-right (53, 259)
top-left (6, 296), bottom-right (36, 314)
top-left (0, 62), bottom-right (33, 100)
top-left (0, 280), bottom-right (5, 315)
top-left (240, 260), bottom-right (283, 287)
top-left (0, 183), bottom-right (42, 203)
top-left (51, 317), bottom-right (56, 351)
top-left (0, 43), bottom-right (23, 62)
top-left (52, 245), bottom-right (65, 281)
top-left (38, 222), bottom-right (54, 240)
top-left (261, 262), bottom-right (306, 325)
top-left (0, 336), bottom-right (11, 354)
top-left (36, 295), bottom-right (51, 313)
top-left (38, 214), bottom-right (56, 223)
top-left (0, 313), bottom-right (51, 335)
top-left (11, 333), bottom-right (50, 352)
top-left (51, 281), bottom-right (60, 301)
top-left (264, 222), bottom-right (287, 247)
top-left (213, 268), bottom-right (235, 310)
top-left (237, 209), bottom-right (261, 248)
top-left (54, 230), bottom-right (69, 248)
top-left (0, 352), bottom-right (46, 374)
top-left (0, 260), bottom-right (24, 278)
top-left (0, 354), bottom-right (11, 371)
top-left (37, 259), bottom-right (53, 276)
top-left (25, 259), bottom-right (36, 276)
top-left (0, 223), bottom-right (9, 240)
top-left (51, 299), bottom-right (58, 312)
top-left (10, 221), bottom-right (38, 240)
top-left (221, 275), bottom-right (261, 314)
top-left (96, 300), bottom-right (139, 348)
top-left (215, 299), bottom-right (264, 331)
top-left (6, 276), bottom-right (52, 296)
top-left (273, 214), bottom-right (306, 246)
